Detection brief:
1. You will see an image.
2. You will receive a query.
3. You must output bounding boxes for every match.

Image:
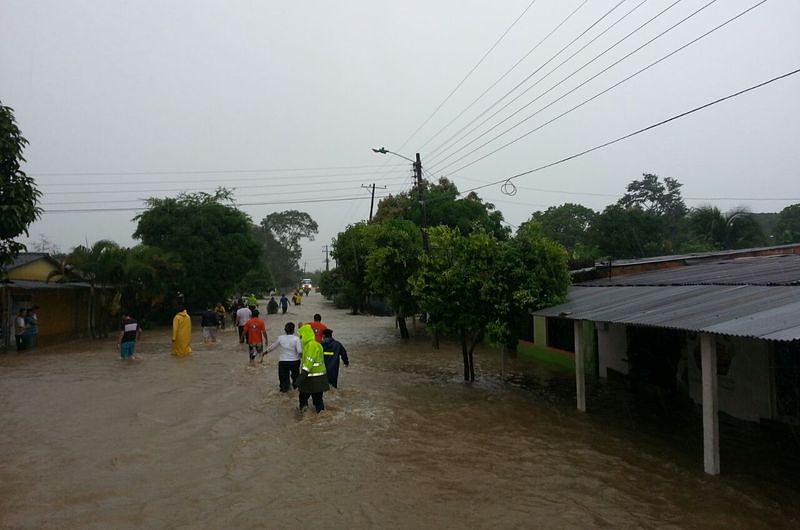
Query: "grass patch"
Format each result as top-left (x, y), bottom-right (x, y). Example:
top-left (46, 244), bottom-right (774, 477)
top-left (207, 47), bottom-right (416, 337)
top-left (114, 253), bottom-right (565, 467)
top-left (517, 342), bottom-right (575, 371)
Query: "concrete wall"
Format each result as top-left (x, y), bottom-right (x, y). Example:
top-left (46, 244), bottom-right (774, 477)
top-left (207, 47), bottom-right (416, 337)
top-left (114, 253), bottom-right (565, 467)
top-left (7, 286), bottom-right (91, 347)
top-left (688, 334), bottom-right (772, 422)
top-left (533, 315), bottom-right (547, 347)
top-left (596, 322), bottom-right (628, 377)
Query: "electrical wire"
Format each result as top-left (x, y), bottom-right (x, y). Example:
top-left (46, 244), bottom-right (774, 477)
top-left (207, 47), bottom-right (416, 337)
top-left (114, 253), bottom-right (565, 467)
top-left (41, 175), bottom-right (409, 196)
top-left (428, 0), bottom-right (705, 171)
top-left (42, 194), bottom-right (392, 214)
top-left (438, 0), bottom-right (767, 177)
top-left (41, 182), bottom-right (409, 206)
top-left (36, 169), bottom-right (409, 187)
top-left (457, 66), bottom-right (800, 195)
top-left (417, 0), bottom-right (594, 154)
top-left (393, 0), bottom-right (543, 155)
top-left (424, 0), bottom-right (652, 162)
top-left (31, 163), bottom-right (407, 177)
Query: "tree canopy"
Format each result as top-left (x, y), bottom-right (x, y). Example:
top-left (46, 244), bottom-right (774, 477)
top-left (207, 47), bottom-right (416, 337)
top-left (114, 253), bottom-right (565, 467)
top-left (0, 102), bottom-right (41, 272)
top-left (774, 204), bottom-right (800, 244)
top-left (373, 177), bottom-right (509, 239)
top-left (133, 189), bottom-right (262, 307)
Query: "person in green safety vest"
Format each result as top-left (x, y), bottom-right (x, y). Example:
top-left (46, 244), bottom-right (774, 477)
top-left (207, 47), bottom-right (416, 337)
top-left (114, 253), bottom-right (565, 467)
top-left (247, 293), bottom-right (258, 307)
top-left (294, 324), bottom-right (330, 413)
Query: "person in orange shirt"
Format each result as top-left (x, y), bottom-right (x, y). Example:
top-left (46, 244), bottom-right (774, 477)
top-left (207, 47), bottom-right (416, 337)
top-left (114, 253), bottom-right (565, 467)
top-left (243, 309), bottom-right (268, 362)
top-left (307, 313), bottom-right (328, 343)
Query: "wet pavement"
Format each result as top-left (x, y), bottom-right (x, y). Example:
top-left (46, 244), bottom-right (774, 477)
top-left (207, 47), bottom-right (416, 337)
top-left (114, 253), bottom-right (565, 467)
top-left (1, 293), bottom-right (799, 528)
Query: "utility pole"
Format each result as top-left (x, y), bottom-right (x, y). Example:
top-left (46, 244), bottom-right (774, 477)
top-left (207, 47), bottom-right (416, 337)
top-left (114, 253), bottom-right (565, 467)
top-left (362, 183), bottom-right (387, 222)
top-left (414, 152), bottom-right (429, 252)
top-left (322, 245), bottom-right (330, 272)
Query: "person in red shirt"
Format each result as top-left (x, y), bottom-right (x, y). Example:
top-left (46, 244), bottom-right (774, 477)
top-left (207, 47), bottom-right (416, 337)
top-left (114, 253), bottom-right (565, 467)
top-left (243, 309), bottom-right (268, 362)
top-left (307, 313), bottom-right (328, 343)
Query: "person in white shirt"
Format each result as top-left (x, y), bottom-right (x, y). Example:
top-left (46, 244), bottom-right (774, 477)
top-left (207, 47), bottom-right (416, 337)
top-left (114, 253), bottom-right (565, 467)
top-left (14, 308), bottom-right (27, 351)
top-left (235, 305), bottom-right (252, 344)
top-left (263, 322), bottom-right (303, 392)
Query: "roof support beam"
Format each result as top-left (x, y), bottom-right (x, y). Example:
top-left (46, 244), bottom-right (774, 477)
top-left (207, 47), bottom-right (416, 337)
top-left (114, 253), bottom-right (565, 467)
top-left (574, 320), bottom-right (586, 412)
top-left (701, 333), bottom-right (720, 475)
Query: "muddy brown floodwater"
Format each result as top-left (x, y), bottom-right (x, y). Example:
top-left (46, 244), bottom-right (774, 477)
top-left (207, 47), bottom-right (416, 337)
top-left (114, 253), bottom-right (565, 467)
top-left (1, 294), bottom-right (799, 528)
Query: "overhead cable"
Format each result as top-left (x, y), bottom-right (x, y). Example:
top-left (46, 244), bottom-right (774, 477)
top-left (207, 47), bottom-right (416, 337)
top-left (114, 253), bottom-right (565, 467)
top-left (425, 0), bottom-right (653, 162)
top-left (439, 0), bottom-right (766, 176)
top-left (457, 66), bottom-right (800, 195)
top-left (428, 0), bottom-right (708, 171)
top-left (392, 0), bottom-right (543, 155)
top-left (43, 194), bottom-right (391, 214)
top-left (417, 0), bottom-right (594, 153)
top-left (31, 163), bottom-right (407, 177)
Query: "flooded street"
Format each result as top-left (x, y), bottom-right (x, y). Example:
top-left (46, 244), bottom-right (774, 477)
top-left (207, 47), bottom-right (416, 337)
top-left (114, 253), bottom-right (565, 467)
top-left (2, 294), bottom-right (799, 529)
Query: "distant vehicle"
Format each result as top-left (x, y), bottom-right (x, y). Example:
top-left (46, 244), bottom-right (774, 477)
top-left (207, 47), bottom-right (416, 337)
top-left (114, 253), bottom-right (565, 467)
top-left (301, 278), bottom-right (312, 295)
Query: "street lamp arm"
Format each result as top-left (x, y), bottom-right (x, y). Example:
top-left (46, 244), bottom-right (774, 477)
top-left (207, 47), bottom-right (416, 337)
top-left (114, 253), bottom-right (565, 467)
top-left (371, 147), bottom-right (416, 164)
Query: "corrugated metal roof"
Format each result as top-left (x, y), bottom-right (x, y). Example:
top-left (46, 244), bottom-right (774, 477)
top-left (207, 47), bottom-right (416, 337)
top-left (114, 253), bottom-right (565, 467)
top-left (6, 253), bottom-right (53, 270)
top-left (583, 254), bottom-right (800, 287)
top-left (1, 280), bottom-right (91, 290)
top-left (599, 243), bottom-right (800, 267)
top-left (534, 285), bottom-right (800, 341)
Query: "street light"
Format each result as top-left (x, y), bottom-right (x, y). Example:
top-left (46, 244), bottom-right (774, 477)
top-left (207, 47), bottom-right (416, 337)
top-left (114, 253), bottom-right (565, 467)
top-left (371, 146), bottom-right (429, 253)
top-left (371, 147), bottom-right (416, 164)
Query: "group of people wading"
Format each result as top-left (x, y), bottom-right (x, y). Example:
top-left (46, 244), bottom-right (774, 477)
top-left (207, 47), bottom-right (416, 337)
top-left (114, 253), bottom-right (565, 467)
top-left (116, 299), bottom-right (348, 414)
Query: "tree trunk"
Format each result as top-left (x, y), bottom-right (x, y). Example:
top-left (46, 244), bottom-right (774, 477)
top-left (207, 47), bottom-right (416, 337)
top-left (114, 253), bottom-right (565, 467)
top-left (467, 332), bottom-right (481, 382)
top-left (397, 316), bottom-right (409, 339)
top-left (460, 329), bottom-right (470, 381)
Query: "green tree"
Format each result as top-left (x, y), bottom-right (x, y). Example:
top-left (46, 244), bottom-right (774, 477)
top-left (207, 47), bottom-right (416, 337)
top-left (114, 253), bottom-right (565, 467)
top-left (365, 219), bottom-right (422, 339)
top-left (134, 190), bottom-right (261, 307)
top-left (591, 204), bottom-right (667, 259)
top-left (774, 204), bottom-right (800, 244)
top-left (119, 245), bottom-right (185, 323)
top-left (412, 226), bottom-right (570, 380)
top-left (494, 222), bottom-right (570, 351)
top-left (330, 222), bottom-right (375, 313)
top-left (60, 240), bottom-right (127, 337)
top-left (0, 102), bottom-right (42, 272)
top-left (618, 173), bottom-right (687, 218)
top-left (687, 206), bottom-right (766, 250)
top-left (374, 177), bottom-right (509, 239)
top-left (528, 203), bottom-right (596, 251)
top-left (411, 227), bottom-right (500, 381)
top-left (262, 210), bottom-right (318, 268)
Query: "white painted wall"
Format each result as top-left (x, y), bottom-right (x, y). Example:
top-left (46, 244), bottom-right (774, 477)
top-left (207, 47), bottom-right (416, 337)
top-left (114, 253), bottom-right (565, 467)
top-left (597, 322), bottom-right (628, 377)
top-left (688, 335), bottom-right (772, 422)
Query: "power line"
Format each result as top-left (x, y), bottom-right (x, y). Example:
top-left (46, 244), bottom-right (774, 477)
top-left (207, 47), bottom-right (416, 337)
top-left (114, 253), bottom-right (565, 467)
top-left (41, 182), bottom-right (408, 206)
top-left (42, 194), bottom-right (392, 214)
top-left (35, 169), bottom-right (409, 187)
top-left (438, 0), bottom-right (766, 177)
top-left (30, 163), bottom-right (407, 177)
top-left (393, 0), bottom-right (542, 155)
top-left (41, 175), bottom-right (409, 196)
top-left (456, 176), bottom-right (800, 203)
top-left (424, 0), bottom-right (653, 163)
top-left (429, 0), bottom-right (703, 171)
top-left (417, 0), bottom-right (593, 154)
top-left (458, 67), bottom-right (800, 195)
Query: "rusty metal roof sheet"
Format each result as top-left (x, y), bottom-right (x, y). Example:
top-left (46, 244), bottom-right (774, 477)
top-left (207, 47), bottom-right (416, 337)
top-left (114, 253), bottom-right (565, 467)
top-left (534, 285), bottom-right (800, 341)
top-left (583, 254), bottom-right (800, 287)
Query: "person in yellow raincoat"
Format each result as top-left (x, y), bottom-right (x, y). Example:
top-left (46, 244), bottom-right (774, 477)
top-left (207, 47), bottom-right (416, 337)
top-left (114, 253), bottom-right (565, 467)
top-left (172, 306), bottom-right (192, 356)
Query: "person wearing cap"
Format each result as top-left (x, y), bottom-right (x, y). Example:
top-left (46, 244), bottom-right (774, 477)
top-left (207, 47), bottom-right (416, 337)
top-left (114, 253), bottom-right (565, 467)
top-left (321, 328), bottom-right (349, 389)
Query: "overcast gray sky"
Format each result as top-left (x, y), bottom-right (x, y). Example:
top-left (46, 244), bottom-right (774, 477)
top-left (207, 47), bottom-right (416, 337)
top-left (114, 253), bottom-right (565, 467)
top-left (2, 0), bottom-right (799, 270)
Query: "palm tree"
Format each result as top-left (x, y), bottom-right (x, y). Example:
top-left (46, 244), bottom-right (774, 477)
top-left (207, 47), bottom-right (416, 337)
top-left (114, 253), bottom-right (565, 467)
top-left (60, 240), bottom-right (126, 338)
top-left (688, 206), bottom-right (766, 250)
